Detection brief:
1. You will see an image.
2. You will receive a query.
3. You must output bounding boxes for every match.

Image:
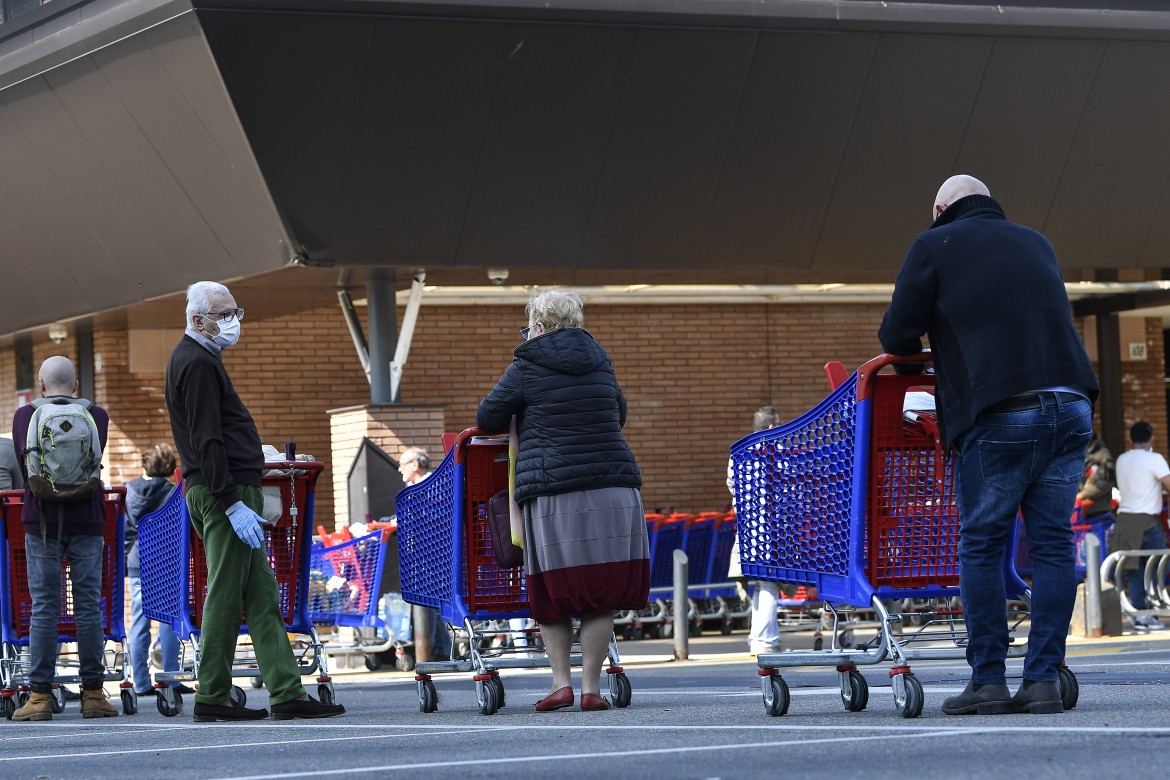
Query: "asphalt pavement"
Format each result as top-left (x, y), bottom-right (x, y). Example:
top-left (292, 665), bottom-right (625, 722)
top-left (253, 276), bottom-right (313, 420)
top-left (5, 623), bottom-right (1170, 780)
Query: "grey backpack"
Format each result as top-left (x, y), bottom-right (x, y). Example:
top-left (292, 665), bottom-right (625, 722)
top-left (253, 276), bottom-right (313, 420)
top-left (23, 397), bottom-right (103, 503)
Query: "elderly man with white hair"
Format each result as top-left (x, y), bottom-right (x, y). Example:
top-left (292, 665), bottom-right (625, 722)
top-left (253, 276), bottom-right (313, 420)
top-left (880, 175), bottom-right (1099, 716)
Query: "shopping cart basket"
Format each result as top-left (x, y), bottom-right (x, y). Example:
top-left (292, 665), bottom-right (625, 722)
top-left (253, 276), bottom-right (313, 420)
top-left (308, 529), bottom-right (409, 670)
top-left (395, 427), bottom-right (632, 715)
top-left (0, 488), bottom-right (134, 718)
top-left (731, 352), bottom-right (1074, 718)
top-left (137, 460), bottom-right (333, 716)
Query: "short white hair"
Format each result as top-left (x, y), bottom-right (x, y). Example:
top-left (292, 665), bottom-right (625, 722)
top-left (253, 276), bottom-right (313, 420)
top-left (186, 281), bottom-right (230, 327)
top-left (526, 289), bottom-right (584, 333)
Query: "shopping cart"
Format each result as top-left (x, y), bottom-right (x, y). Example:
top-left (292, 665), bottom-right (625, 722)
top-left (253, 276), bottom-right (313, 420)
top-left (308, 529), bottom-right (409, 671)
top-left (731, 352), bottom-right (1075, 718)
top-left (395, 427), bottom-right (632, 715)
top-left (137, 460), bottom-right (333, 717)
top-left (0, 488), bottom-right (134, 718)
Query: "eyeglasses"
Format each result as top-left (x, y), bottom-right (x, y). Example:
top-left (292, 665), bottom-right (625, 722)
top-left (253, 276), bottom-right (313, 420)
top-left (202, 308), bottom-right (245, 323)
top-left (399, 458), bottom-right (418, 468)
top-left (519, 327), bottom-right (530, 340)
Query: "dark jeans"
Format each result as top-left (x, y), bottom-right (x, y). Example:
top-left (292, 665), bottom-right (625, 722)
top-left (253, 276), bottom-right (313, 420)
top-left (25, 533), bottom-right (106, 692)
top-left (954, 394), bottom-right (1092, 685)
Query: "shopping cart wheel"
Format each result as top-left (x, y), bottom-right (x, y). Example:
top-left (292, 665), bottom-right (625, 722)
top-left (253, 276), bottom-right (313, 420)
top-left (418, 680), bottom-right (438, 713)
top-left (837, 629), bottom-right (854, 649)
top-left (660, 622), bottom-right (673, 640)
top-left (249, 676), bottom-right (265, 689)
top-left (49, 687), bottom-right (65, 714)
top-left (610, 672), bottom-right (632, 708)
top-left (318, 682), bottom-right (336, 706)
top-left (762, 675), bottom-right (790, 717)
top-left (3, 697), bottom-right (15, 720)
top-left (894, 674), bottom-right (924, 719)
top-left (813, 636), bottom-right (824, 651)
top-left (156, 690), bottom-right (182, 717)
top-left (476, 680), bottom-right (498, 715)
top-left (121, 689), bottom-right (138, 716)
top-left (396, 651), bottom-right (416, 673)
top-left (363, 654), bottom-right (382, 672)
top-left (230, 686), bottom-right (247, 707)
top-left (1058, 666), bottom-right (1079, 710)
top-left (485, 677), bottom-right (504, 710)
top-left (842, 670), bottom-right (868, 712)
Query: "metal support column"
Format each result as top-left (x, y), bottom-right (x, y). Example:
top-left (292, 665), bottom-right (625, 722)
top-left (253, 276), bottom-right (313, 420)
top-left (366, 267), bottom-right (397, 405)
top-left (1096, 313), bottom-right (1123, 456)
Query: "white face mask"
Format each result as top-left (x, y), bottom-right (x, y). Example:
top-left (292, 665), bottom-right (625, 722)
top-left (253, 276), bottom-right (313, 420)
top-left (212, 318), bottom-right (241, 349)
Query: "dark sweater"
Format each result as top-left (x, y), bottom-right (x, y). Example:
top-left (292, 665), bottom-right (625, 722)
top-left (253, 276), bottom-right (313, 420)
top-left (879, 194), bottom-right (1099, 449)
top-left (12, 398), bottom-right (110, 537)
top-left (477, 327), bottom-right (641, 505)
top-left (165, 335), bottom-right (263, 511)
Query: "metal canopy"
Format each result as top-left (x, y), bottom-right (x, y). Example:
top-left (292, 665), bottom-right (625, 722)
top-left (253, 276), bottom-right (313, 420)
top-left (1, 0), bottom-right (1170, 334)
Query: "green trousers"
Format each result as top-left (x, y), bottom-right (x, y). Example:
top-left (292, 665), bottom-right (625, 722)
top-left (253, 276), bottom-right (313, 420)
top-left (186, 484), bottom-right (304, 706)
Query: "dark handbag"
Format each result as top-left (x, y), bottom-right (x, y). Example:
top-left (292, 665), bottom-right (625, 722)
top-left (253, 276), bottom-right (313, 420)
top-left (487, 489), bottom-right (524, 569)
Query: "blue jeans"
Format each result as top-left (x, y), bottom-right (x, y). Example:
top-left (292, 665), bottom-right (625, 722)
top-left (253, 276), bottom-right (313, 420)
top-left (128, 575), bottom-right (180, 692)
top-left (427, 607), bottom-right (452, 659)
top-left (953, 394), bottom-right (1092, 685)
top-left (24, 533), bottom-right (106, 692)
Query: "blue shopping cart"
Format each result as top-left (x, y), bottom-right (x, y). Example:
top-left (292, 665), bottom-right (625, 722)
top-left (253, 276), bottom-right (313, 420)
top-left (395, 427), bottom-right (632, 715)
top-left (0, 488), bottom-right (133, 718)
top-left (137, 461), bottom-right (334, 716)
top-left (731, 352), bottom-right (1077, 718)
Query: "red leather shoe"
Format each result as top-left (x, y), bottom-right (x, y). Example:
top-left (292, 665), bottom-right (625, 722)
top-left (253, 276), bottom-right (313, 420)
top-left (580, 693), bottom-right (611, 711)
top-left (535, 686), bottom-right (574, 712)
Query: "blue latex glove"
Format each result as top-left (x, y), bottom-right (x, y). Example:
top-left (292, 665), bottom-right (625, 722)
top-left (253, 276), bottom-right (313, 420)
top-left (225, 501), bottom-right (265, 549)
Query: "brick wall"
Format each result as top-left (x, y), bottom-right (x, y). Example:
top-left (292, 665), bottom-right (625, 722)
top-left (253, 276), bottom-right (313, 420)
top-left (5, 300), bottom-right (1163, 529)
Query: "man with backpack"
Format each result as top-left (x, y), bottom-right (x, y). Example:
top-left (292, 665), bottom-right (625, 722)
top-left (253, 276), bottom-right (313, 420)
top-left (11, 355), bottom-right (117, 720)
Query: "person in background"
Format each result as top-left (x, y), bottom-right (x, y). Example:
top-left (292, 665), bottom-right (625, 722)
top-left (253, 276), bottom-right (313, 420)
top-left (11, 356), bottom-right (118, 720)
top-left (399, 446), bottom-right (451, 661)
top-left (0, 437), bottom-right (23, 491)
top-left (879, 174), bottom-right (1098, 716)
top-left (1076, 433), bottom-right (1116, 523)
top-left (477, 288), bottom-right (649, 712)
top-left (1112, 421), bottom-right (1169, 632)
top-left (165, 280), bottom-right (344, 722)
top-left (727, 405), bottom-right (783, 655)
top-left (124, 443), bottom-right (193, 698)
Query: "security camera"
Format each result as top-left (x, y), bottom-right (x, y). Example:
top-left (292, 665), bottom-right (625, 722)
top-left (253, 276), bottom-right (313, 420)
top-left (48, 324), bottom-right (67, 344)
top-left (487, 268), bottom-right (509, 286)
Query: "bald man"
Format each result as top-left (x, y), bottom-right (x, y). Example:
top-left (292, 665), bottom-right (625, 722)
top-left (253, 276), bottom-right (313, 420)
top-left (880, 175), bottom-right (1099, 716)
top-left (11, 356), bottom-right (116, 720)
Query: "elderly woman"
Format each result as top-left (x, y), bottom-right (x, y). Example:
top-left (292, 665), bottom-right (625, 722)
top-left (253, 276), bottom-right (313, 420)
top-left (477, 289), bottom-right (649, 712)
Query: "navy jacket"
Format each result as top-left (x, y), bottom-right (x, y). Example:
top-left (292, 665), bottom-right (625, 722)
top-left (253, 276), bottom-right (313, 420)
top-left (879, 194), bottom-right (1099, 449)
top-left (477, 327), bottom-right (641, 505)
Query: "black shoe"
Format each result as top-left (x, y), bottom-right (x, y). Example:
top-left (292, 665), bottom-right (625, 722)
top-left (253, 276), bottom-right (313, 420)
top-left (133, 690), bottom-right (156, 698)
top-left (1012, 680), bottom-right (1063, 714)
top-left (941, 681), bottom-right (1013, 715)
top-left (270, 695), bottom-right (345, 720)
top-left (61, 687), bottom-right (82, 702)
top-left (193, 699), bottom-right (269, 722)
top-left (173, 684), bottom-right (197, 695)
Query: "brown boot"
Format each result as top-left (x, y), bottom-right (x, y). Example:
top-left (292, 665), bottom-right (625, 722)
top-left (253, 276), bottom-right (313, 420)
top-left (12, 692), bottom-right (53, 721)
top-left (81, 688), bottom-right (119, 719)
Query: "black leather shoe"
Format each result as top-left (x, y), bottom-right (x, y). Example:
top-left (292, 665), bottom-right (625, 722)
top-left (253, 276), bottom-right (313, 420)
top-left (1012, 680), bottom-right (1063, 714)
top-left (941, 681), bottom-right (1013, 715)
top-left (270, 695), bottom-right (345, 720)
top-left (193, 699), bottom-right (269, 722)
top-left (173, 684), bottom-right (197, 695)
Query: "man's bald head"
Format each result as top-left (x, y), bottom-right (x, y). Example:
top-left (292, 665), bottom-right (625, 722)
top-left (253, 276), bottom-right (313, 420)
top-left (39, 355), bottom-right (77, 397)
top-left (933, 175), bottom-right (991, 222)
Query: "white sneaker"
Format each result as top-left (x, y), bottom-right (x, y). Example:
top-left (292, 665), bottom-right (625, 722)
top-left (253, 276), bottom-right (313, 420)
top-left (1135, 615), bottom-right (1166, 631)
top-left (749, 641), bottom-right (782, 655)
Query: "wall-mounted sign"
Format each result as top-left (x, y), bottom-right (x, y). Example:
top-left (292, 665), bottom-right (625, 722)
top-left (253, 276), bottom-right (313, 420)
top-left (15, 389), bottom-right (31, 407)
top-left (1128, 342), bottom-right (1148, 361)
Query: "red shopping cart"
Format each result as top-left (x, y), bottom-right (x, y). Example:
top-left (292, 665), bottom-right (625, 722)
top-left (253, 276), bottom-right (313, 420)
top-left (136, 460), bottom-right (333, 716)
top-left (395, 428), bottom-right (632, 715)
top-left (731, 352), bottom-right (1077, 718)
top-left (0, 488), bottom-right (133, 718)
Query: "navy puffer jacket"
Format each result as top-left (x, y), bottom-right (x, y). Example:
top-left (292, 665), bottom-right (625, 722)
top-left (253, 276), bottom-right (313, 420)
top-left (477, 327), bottom-right (641, 505)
